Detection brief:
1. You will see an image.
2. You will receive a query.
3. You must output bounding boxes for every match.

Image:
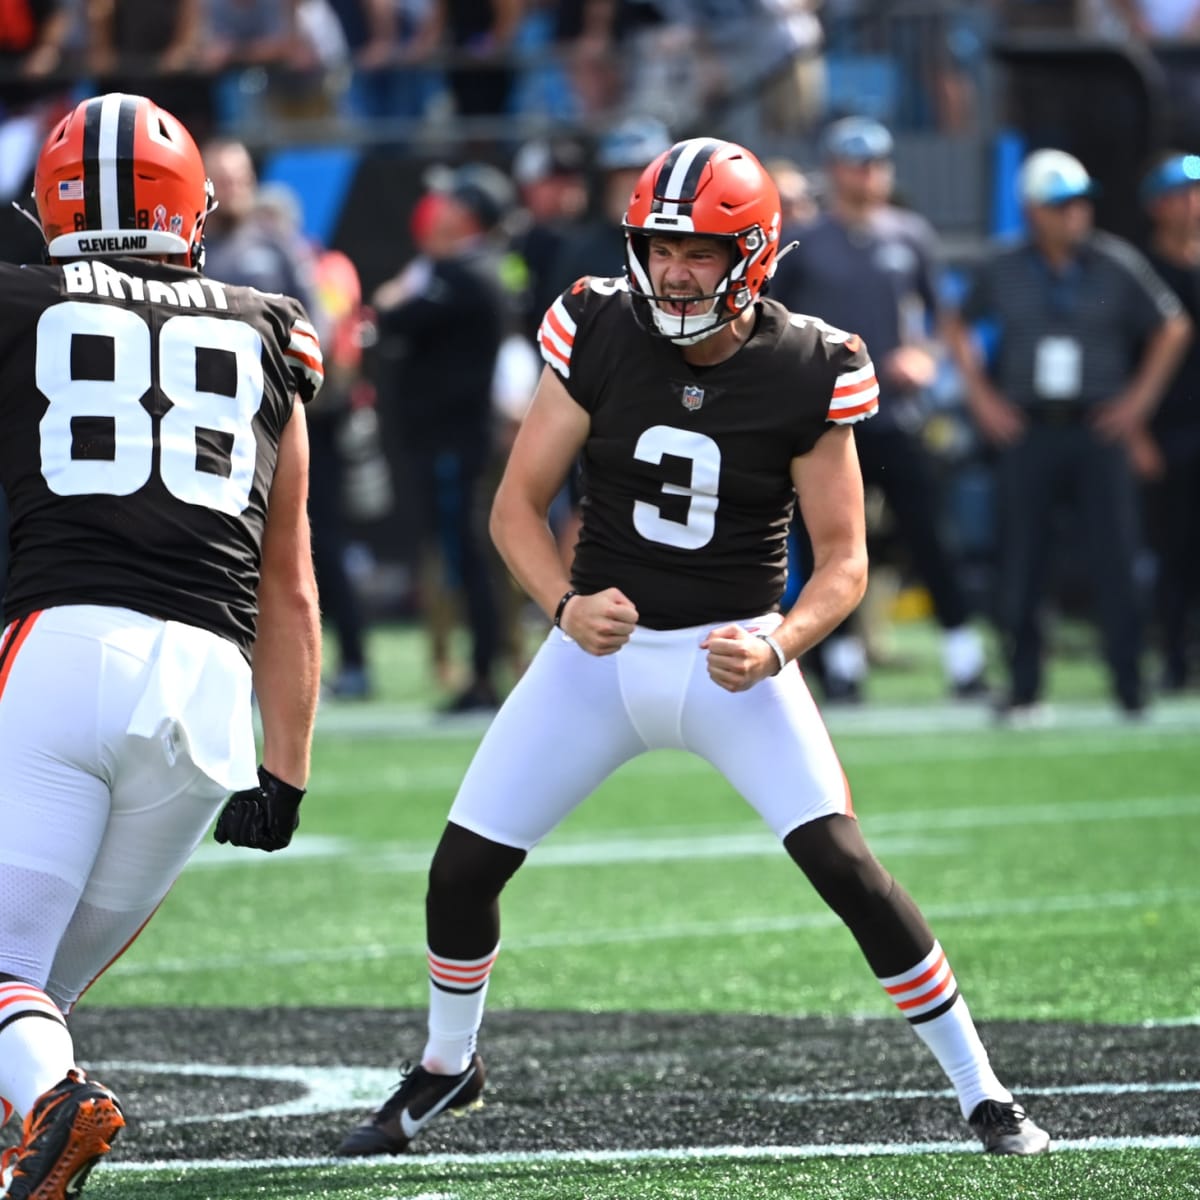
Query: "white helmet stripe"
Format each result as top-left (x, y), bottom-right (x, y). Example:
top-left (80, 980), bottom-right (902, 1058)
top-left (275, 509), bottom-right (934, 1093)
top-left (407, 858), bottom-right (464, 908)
top-left (657, 139), bottom-right (717, 217)
top-left (97, 93), bottom-right (127, 233)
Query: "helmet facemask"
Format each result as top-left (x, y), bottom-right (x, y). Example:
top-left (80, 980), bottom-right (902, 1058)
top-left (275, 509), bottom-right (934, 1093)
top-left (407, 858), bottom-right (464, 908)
top-left (624, 222), bottom-right (776, 345)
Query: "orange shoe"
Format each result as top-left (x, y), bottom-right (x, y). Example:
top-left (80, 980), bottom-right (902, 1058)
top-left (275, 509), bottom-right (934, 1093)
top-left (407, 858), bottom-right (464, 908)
top-left (2, 1070), bottom-right (124, 1199)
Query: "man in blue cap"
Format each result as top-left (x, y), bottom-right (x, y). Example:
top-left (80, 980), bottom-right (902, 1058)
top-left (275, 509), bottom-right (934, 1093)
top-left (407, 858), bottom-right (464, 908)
top-left (943, 146), bottom-right (1191, 720)
top-left (1136, 151), bottom-right (1200, 692)
top-left (770, 115), bottom-right (989, 703)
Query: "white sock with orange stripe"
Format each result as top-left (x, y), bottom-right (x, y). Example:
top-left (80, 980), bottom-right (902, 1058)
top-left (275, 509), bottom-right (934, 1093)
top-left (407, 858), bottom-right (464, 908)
top-left (878, 942), bottom-right (1012, 1119)
top-left (0, 981), bottom-right (74, 1117)
top-left (422, 945), bottom-right (499, 1075)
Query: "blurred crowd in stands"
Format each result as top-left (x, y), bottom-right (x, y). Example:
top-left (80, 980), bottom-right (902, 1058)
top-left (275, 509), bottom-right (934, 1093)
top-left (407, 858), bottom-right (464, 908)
top-left (2, 0), bottom-right (1199, 718)
top-left (0, 1), bottom-right (1015, 144)
top-left (7, 2), bottom-right (1200, 144)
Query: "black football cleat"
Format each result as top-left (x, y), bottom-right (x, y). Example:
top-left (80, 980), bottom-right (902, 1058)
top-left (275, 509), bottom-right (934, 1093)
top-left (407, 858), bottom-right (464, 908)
top-left (336, 1054), bottom-right (486, 1156)
top-left (2, 1069), bottom-right (124, 1199)
top-left (968, 1098), bottom-right (1050, 1155)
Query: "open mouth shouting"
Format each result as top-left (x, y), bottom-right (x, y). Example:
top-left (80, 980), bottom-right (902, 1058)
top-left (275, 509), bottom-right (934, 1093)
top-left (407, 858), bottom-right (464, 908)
top-left (662, 293), bottom-right (705, 317)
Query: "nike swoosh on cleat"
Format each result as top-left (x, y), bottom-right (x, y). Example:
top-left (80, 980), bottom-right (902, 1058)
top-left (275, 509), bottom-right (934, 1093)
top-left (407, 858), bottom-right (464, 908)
top-left (65, 1166), bottom-right (91, 1195)
top-left (64, 1158), bottom-right (101, 1197)
top-left (398, 1068), bottom-right (477, 1141)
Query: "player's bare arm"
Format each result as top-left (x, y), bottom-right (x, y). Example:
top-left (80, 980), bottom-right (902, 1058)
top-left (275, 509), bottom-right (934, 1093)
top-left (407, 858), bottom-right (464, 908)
top-left (780, 424), bottom-right (869, 656)
top-left (253, 400), bottom-right (321, 788)
top-left (490, 365), bottom-right (638, 654)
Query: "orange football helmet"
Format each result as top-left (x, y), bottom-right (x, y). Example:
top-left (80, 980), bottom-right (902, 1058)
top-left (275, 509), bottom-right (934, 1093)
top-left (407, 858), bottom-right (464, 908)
top-left (622, 138), bottom-right (782, 343)
top-left (33, 93), bottom-right (214, 267)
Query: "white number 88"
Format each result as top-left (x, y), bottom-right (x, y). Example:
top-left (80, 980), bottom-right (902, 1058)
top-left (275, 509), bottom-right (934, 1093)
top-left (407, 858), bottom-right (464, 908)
top-left (36, 301), bottom-right (265, 515)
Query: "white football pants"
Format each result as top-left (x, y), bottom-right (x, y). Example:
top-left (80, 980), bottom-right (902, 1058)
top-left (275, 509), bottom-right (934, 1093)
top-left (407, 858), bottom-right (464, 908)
top-left (0, 605), bottom-right (256, 1011)
top-left (448, 615), bottom-right (851, 851)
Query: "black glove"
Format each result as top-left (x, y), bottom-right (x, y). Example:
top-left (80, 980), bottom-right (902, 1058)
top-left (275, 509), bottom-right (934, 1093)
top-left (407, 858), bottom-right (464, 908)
top-left (213, 765), bottom-right (305, 852)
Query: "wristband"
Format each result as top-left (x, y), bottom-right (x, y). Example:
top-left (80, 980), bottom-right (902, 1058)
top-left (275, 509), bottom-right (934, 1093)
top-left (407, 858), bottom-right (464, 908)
top-left (756, 632), bottom-right (787, 675)
top-left (553, 589), bottom-right (578, 628)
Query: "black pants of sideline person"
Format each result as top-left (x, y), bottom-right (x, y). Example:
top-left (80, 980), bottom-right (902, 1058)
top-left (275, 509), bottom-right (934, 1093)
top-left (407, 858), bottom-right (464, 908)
top-left (1143, 437), bottom-right (1200, 689)
top-left (855, 426), bottom-right (972, 630)
top-left (408, 440), bottom-right (499, 694)
top-left (994, 421), bottom-right (1145, 710)
top-left (808, 426), bottom-right (972, 636)
top-left (796, 425), bottom-right (975, 698)
top-left (308, 410), bottom-right (369, 678)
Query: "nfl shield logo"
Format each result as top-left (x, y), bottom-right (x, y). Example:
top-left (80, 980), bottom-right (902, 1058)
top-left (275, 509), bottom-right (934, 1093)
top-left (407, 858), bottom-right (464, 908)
top-left (681, 384), bottom-right (705, 412)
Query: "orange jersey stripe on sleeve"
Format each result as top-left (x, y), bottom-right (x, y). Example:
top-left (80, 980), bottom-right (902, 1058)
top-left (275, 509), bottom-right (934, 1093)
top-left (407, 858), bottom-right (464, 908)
top-left (538, 298), bottom-right (576, 379)
top-left (828, 362), bottom-right (879, 424)
top-left (286, 319), bottom-right (325, 392)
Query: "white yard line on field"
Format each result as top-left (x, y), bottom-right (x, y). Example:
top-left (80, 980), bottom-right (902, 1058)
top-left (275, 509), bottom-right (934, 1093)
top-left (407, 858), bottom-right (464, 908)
top-left (186, 791), bottom-right (1200, 873)
top-left (309, 696), bottom-right (1200, 741)
top-left (759, 1080), bottom-right (1200, 1104)
top-left (190, 831), bottom-right (960, 872)
top-left (101, 1133), bottom-right (1200, 1175)
top-left (106, 885), bottom-right (1200, 977)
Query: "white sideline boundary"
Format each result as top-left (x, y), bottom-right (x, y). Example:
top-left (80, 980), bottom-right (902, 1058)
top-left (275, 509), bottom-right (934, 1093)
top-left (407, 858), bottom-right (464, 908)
top-left (79, 1065), bottom-right (1200, 1171)
top-left (102, 1133), bottom-right (1200, 1174)
top-left (308, 696), bottom-right (1200, 741)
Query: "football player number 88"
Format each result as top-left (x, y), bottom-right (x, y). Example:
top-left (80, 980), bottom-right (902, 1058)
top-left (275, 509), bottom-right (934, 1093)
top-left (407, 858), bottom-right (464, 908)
top-left (35, 301), bottom-right (265, 516)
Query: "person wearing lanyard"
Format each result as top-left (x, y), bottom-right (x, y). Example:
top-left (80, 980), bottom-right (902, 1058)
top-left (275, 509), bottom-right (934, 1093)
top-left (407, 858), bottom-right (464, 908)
top-left (944, 148), bottom-right (1191, 722)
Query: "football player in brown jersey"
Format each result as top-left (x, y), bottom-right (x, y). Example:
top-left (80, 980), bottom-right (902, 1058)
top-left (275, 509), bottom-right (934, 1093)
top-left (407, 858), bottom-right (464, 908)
top-left (338, 138), bottom-right (1049, 1160)
top-left (0, 93), bottom-right (322, 1197)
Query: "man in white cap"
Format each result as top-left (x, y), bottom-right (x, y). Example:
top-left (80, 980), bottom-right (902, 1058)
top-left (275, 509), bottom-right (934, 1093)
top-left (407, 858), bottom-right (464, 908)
top-left (944, 147), bottom-right (1191, 721)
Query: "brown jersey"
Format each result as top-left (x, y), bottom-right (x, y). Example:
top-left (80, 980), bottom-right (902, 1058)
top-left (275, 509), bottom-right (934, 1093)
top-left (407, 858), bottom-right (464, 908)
top-left (0, 256), bottom-right (323, 657)
top-left (537, 278), bottom-right (877, 628)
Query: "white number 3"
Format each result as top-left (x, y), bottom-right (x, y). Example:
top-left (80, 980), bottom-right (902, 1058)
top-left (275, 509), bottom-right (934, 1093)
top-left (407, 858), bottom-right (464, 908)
top-left (36, 301), bottom-right (265, 515)
top-left (632, 425), bottom-right (721, 549)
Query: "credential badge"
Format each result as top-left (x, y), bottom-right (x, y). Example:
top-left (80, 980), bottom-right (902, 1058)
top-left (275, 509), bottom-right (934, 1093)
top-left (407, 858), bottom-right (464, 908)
top-left (681, 384), bottom-right (705, 412)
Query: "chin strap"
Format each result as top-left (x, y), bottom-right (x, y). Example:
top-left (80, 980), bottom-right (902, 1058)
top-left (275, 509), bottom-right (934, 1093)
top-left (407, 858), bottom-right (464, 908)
top-left (12, 198), bottom-right (44, 235)
top-left (775, 238), bottom-right (800, 265)
top-left (192, 182), bottom-right (218, 270)
top-left (758, 239), bottom-right (799, 302)
top-left (666, 324), bottom-right (726, 347)
top-left (11, 200), bottom-right (50, 262)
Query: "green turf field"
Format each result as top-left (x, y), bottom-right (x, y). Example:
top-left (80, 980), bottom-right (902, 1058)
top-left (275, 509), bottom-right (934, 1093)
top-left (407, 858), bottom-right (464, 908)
top-left (75, 619), bottom-right (1200, 1200)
